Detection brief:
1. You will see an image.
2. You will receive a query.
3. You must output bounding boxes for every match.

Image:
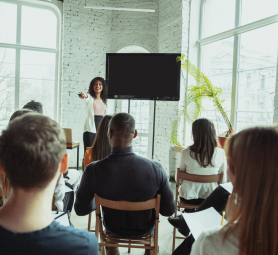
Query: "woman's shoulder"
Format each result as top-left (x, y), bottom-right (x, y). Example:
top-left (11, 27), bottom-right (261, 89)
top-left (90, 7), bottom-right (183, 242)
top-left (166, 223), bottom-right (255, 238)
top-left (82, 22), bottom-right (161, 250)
top-left (181, 147), bottom-right (191, 154)
top-left (214, 147), bottom-right (226, 156)
top-left (191, 226), bottom-right (238, 255)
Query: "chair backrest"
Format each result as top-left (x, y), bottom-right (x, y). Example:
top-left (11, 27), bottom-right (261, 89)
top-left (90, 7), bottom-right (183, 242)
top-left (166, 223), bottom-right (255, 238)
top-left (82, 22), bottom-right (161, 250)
top-left (177, 168), bottom-right (223, 184)
top-left (94, 194), bottom-right (161, 254)
top-left (95, 194), bottom-right (161, 212)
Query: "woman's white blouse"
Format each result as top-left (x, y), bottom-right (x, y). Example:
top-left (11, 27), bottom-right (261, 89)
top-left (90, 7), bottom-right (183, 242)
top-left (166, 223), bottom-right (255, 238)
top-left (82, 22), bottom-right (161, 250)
top-left (176, 147), bottom-right (227, 200)
top-left (83, 94), bottom-right (106, 133)
top-left (190, 226), bottom-right (239, 255)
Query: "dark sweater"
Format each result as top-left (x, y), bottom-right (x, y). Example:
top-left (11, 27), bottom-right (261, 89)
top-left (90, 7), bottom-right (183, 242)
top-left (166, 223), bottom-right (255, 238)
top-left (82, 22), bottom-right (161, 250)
top-left (74, 146), bottom-right (175, 236)
top-left (0, 221), bottom-right (98, 255)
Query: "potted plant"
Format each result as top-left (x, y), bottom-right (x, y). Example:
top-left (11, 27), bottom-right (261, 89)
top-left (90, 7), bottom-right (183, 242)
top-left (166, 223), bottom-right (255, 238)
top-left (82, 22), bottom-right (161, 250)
top-left (171, 55), bottom-right (234, 149)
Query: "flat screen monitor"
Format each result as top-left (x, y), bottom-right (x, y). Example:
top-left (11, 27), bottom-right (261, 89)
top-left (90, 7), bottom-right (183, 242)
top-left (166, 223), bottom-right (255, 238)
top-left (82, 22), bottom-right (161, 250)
top-left (106, 53), bottom-right (181, 101)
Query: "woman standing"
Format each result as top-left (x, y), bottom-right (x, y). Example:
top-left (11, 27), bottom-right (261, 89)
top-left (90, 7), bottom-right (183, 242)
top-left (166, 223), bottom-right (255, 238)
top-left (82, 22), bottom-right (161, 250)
top-left (79, 77), bottom-right (108, 154)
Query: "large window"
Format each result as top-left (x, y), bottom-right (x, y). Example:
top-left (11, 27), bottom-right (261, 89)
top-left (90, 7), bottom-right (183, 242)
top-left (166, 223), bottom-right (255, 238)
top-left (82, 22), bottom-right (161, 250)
top-left (199, 0), bottom-right (278, 133)
top-left (0, 1), bottom-right (60, 131)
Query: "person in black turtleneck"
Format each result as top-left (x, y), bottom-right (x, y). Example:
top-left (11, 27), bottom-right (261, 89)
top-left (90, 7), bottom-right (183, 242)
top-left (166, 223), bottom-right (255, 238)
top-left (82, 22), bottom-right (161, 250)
top-left (74, 113), bottom-right (175, 255)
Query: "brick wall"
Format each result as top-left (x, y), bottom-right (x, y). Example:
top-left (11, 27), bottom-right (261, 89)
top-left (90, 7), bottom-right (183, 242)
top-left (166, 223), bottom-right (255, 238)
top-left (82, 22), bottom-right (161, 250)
top-left (110, 0), bottom-right (158, 53)
top-left (62, 0), bottom-right (112, 167)
top-left (61, 0), bottom-right (191, 171)
top-left (153, 0), bottom-right (190, 177)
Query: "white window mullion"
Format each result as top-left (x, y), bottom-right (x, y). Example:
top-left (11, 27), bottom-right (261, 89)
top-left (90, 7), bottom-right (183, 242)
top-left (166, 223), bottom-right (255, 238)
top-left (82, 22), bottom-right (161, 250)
top-left (198, 14), bottom-right (278, 47)
top-left (230, 0), bottom-right (242, 129)
top-left (14, 3), bottom-right (22, 110)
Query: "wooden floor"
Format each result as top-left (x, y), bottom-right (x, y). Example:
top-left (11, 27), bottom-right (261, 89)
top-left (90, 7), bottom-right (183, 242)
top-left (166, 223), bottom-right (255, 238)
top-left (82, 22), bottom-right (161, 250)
top-left (70, 181), bottom-right (184, 255)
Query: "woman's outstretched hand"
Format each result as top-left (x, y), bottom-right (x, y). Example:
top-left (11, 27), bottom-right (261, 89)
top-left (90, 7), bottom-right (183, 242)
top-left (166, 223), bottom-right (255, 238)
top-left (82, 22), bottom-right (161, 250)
top-left (79, 92), bottom-right (88, 99)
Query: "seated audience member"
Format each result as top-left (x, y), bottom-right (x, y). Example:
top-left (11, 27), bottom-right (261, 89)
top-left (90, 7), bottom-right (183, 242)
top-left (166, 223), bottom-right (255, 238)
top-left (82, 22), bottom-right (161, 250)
top-left (75, 113), bottom-right (175, 254)
top-left (0, 109), bottom-right (78, 212)
top-left (169, 184), bottom-right (231, 254)
top-left (0, 109), bottom-right (33, 205)
top-left (176, 126), bottom-right (278, 255)
top-left (84, 115), bottom-right (112, 168)
top-left (0, 113), bottom-right (98, 254)
top-left (23, 100), bottom-right (43, 114)
top-left (177, 118), bottom-right (227, 207)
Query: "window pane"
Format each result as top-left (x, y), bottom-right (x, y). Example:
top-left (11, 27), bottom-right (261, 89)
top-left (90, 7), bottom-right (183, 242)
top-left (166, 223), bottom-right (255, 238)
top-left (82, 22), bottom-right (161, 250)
top-left (21, 6), bottom-right (57, 48)
top-left (0, 48), bottom-right (16, 132)
top-left (241, 0), bottom-right (278, 26)
top-left (133, 136), bottom-right (148, 158)
top-left (203, 0), bottom-right (235, 37)
top-left (0, 2), bottom-right (17, 44)
top-left (19, 50), bottom-right (56, 119)
top-left (130, 100), bottom-right (150, 134)
top-left (200, 37), bottom-right (234, 134)
top-left (236, 23), bottom-right (278, 131)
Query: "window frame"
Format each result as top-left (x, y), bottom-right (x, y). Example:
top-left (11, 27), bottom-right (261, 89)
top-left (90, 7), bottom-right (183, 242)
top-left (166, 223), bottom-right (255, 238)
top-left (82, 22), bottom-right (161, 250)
top-left (197, 0), bottom-right (278, 131)
top-left (0, 0), bottom-right (61, 121)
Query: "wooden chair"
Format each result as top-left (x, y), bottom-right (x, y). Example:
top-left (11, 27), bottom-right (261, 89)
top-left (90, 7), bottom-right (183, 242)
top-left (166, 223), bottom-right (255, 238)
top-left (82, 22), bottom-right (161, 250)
top-left (95, 194), bottom-right (161, 255)
top-left (172, 168), bottom-right (223, 252)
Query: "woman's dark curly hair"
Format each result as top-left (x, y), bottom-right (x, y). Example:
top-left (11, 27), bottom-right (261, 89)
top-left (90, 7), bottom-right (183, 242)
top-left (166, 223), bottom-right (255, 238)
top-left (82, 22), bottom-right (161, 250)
top-left (88, 77), bottom-right (108, 105)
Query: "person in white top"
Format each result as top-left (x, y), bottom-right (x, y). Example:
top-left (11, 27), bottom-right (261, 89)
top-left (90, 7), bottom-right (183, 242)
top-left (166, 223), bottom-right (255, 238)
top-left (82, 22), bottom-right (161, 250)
top-left (79, 77), bottom-right (107, 154)
top-left (176, 118), bottom-right (227, 206)
top-left (191, 126), bottom-right (278, 255)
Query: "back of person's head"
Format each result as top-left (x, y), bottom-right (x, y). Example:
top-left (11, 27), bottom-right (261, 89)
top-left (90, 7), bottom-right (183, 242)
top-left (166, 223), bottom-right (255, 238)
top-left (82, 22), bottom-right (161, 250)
top-left (189, 118), bottom-right (218, 167)
top-left (109, 113), bottom-right (135, 140)
top-left (9, 109), bottom-right (33, 122)
top-left (88, 77), bottom-right (108, 104)
top-left (23, 100), bottom-right (43, 114)
top-left (91, 115), bottom-right (113, 161)
top-left (224, 126), bottom-right (278, 255)
top-left (0, 113), bottom-right (66, 190)
top-left (1, 109), bottom-right (34, 200)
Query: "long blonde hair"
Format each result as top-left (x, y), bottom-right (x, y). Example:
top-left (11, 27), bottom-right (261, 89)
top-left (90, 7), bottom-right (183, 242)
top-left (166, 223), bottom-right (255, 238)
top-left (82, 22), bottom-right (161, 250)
top-left (224, 126), bottom-right (278, 255)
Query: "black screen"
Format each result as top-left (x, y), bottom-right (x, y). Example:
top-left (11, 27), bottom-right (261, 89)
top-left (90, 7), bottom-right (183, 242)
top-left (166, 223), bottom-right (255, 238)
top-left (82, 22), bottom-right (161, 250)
top-left (106, 53), bottom-right (181, 101)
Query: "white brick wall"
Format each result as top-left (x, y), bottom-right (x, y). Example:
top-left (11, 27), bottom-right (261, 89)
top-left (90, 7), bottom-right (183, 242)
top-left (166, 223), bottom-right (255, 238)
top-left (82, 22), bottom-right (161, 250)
top-left (153, 0), bottom-right (190, 177)
top-left (62, 0), bottom-right (112, 167)
top-left (61, 0), bottom-right (191, 171)
top-left (110, 0), bottom-right (158, 53)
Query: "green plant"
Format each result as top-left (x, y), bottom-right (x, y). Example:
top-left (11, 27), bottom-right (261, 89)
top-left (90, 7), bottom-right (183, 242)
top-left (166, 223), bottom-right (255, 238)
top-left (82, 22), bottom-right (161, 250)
top-left (171, 55), bottom-right (233, 146)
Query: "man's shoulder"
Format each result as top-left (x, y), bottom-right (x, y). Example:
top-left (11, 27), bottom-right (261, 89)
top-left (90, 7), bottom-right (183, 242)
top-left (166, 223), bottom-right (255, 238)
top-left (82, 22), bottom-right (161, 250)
top-left (0, 221), bottom-right (98, 255)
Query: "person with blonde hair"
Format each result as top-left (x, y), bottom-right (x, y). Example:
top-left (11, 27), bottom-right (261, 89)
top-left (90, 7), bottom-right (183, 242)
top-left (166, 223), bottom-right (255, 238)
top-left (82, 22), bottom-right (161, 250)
top-left (83, 115), bottom-right (112, 169)
top-left (191, 126), bottom-right (278, 255)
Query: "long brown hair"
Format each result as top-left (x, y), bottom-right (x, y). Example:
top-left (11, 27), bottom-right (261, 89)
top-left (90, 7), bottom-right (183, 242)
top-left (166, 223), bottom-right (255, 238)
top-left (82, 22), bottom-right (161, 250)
top-left (189, 118), bottom-right (219, 167)
top-left (224, 126), bottom-right (278, 255)
top-left (91, 115), bottom-right (112, 161)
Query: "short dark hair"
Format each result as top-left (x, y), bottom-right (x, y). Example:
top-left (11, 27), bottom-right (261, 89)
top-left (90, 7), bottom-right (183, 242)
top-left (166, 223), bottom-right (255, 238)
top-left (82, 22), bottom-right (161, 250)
top-left (9, 109), bottom-right (33, 122)
top-left (110, 113), bottom-right (135, 137)
top-left (88, 77), bottom-right (108, 104)
top-left (0, 113), bottom-right (66, 189)
top-left (23, 100), bottom-right (43, 114)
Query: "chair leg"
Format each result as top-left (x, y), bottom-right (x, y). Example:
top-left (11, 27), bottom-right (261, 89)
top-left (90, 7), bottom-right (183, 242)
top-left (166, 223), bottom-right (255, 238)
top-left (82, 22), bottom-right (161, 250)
top-left (172, 226), bottom-right (176, 253)
top-left (128, 246), bottom-right (131, 253)
top-left (102, 246), bottom-right (106, 255)
top-left (88, 213), bottom-right (91, 231)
